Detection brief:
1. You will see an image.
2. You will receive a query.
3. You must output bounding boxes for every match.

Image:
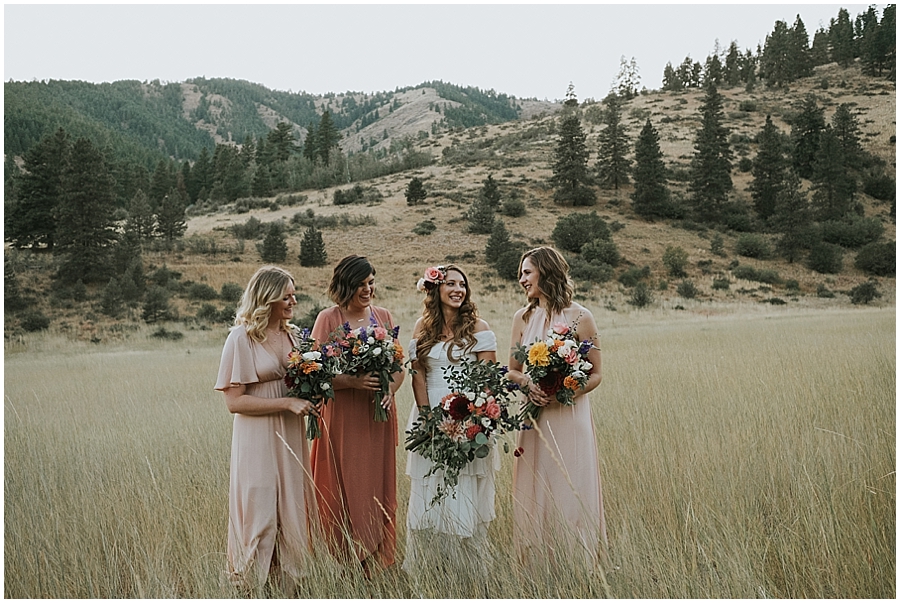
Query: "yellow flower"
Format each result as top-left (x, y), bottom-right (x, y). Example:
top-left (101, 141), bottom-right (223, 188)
top-left (528, 342), bottom-right (551, 367)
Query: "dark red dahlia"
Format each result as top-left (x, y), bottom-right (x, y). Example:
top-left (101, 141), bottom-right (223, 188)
top-left (446, 394), bottom-right (470, 421)
top-left (538, 371), bottom-right (564, 395)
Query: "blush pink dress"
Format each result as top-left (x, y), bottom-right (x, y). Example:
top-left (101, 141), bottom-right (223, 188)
top-left (215, 324), bottom-right (316, 586)
top-left (512, 305), bottom-right (608, 567)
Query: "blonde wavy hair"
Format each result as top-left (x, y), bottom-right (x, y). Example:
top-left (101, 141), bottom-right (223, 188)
top-left (415, 264), bottom-right (480, 370)
top-left (234, 265), bottom-right (295, 343)
top-left (520, 247), bottom-right (574, 323)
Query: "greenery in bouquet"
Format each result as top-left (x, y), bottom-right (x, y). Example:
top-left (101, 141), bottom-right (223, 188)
top-left (284, 328), bottom-right (342, 439)
top-left (405, 357), bottom-right (519, 505)
top-left (512, 322), bottom-right (594, 424)
top-left (333, 319), bottom-right (404, 421)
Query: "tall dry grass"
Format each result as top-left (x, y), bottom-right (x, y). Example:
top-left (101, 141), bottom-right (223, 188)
top-left (4, 307), bottom-right (894, 597)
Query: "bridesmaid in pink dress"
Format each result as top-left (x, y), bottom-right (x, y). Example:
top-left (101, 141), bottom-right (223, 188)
top-left (215, 266), bottom-right (319, 590)
top-left (506, 247), bottom-right (608, 569)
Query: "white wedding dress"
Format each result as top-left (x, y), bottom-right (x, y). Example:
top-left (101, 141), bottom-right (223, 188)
top-left (402, 330), bottom-right (500, 574)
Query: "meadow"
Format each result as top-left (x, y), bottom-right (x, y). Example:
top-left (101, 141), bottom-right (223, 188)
top-left (4, 304), bottom-right (895, 598)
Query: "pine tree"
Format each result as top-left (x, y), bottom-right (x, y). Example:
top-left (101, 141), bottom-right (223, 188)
top-left (156, 188), bottom-right (188, 244)
top-left (485, 219), bottom-right (512, 265)
top-left (829, 8), bottom-right (856, 66)
top-left (466, 194), bottom-right (495, 234)
top-left (267, 122), bottom-right (296, 162)
top-left (662, 62), bottom-right (683, 91)
top-left (142, 286), bottom-right (171, 323)
top-left (191, 146), bottom-right (213, 199)
top-left (772, 171), bottom-right (812, 262)
top-left (303, 122), bottom-right (318, 163)
top-left (595, 94), bottom-right (632, 190)
top-left (55, 137), bottom-right (117, 284)
top-left (149, 159), bottom-right (175, 207)
top-left (214, 144), bottom-right (249, 202)
top-left (703, 53), bottom-right (724, 87)
top-left (298, 225), bottom-right (328, 267)
top-left (790, 94), bottom-right (825, 179)
top-left (810, 27), bottom-right (831, 66)
top-left (405, 177), bottom-right (427, 206)
top-left (761, 20), bottom-right (792, 87)
top-left (631, 119), bottom-right (672, 219)
top-left (127, 189), bottom-right (156, 241)
top-left (830, 103), bottom-right (864, 170)
top-left (7, 127), bottom-right (70, 249)
top-left (748, 115), bottom-right (790, 221)
top-left (480, 174), bottom-right (501, 208)
top-left (789, 15), bottom-right (813, 80)
top-left (689, 83), bottom-right (733, 223)
top-left (550, 114), bottom-right (596, 206)
top-left (260, 222), bottom-right (288, 263)
top-left (724, 41), bottom-right (742, 87)
top-left (101, 277), bottom-right (124, 318)
top-left (317, 111), bottom-right (339, 166)
top-left (811, 126), bottom-right (857, 221)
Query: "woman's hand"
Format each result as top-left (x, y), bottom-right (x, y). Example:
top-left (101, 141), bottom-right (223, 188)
top-left (524, 378), bottom-right (553, 407)
top-left (335, 372), bottom-right (381, 392)
top-left (380, 391), bottom-right (395, 411)
top-left (285, 397), bottom-right (319, 417)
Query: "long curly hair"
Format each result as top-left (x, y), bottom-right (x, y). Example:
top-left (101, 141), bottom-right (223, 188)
top-left (234, 265), bottom-right (295, 343)
top-left (520, 247), bottom-right (574, 323)
top-left (415, 264), bottom-right (480, 370)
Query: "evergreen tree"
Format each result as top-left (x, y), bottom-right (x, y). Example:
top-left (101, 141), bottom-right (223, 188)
top-left (772, 171), bottom-right (812, 262)
top-left (267, 122), bottom-right (296, 162)
top-left (723, 41), bottom-right (742, 87)
top-left (214, 144), bottom-right (249, 201)
top-left (405, 177), bottom-right (427, 206)
top-left (303, 122), bottom-right (318, 163)
top-left (480, 174), bottom-right (501, 208)
top-left (4, 256), bottom-right (27, 312)
top-left (741, 48), bottom-right (758, 91)
top-left (595, 94), bottom-right (632, 190)
top-left (788, 15), bottom-right (813, 80)
top-left (748, 115), bottom-right (790, 221)
top-left (298, 224), bottom-right (328, 267)
top-left (631, 119), bottom-right (672, 219)
top-left (317, 111), bottom-right (340, 166)
top-left (260, 222), bottom-right (288, 263)
top-left (142, 286), bottom-right (171, 323)
top-left (7, 127), bottom-right (70, 249)
top-left (485, 219), bottom-right (512, 265)
top-left (149, 159), bottom-right (175, 207)
top-left (830, 103), bottom-right (864, 170)
top-left (466, 194), bottom-right (496, 234)
top-left (790, 94), bottom-right (825, 179)
top-left (689, 83), bottom-right (733, 222)
top-left (810, 27), bottom-right (831, 66)
top-left (55, 137), bottom-right (117, 284)
top-left (156, 188), bottom-right (188, 243)
top-left (811, 126), bottom-right (857, 221)
top-left (662, 62), bottom-right (683, 91)
top-left (100, 277), bottom-right (124, 318)
top-left (703, 53), bottom-right (724, 87)
top-left (612, 57), bottom-right (641, 99)
top-left (191, 146), bottom-right (213, 201)
top-left (829, 8), bottom-right (856, 66)
top-left (761, 20), bottom-right (792, 87)
top-left (126, 189), bottom-right (156, 241)
top-left (550, 114), bottom-right (595, 206)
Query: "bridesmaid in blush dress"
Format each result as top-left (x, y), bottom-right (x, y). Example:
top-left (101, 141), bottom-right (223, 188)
top-left (215, 266), bottom-right (319, 591)
top-left (310, 255), bottom-right (405, 574)
top-left (505, 247), bottom-right (608, 570)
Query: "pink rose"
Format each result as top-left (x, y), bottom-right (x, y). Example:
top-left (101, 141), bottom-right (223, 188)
top-left (564, 349), bottom-right (579, 365)
top-left (552, 322), bottom-right (570, 336)
top-left (424, 266), bottom-right (444, 282)
top-left (373, 326), bottom-right (388, 341)
top-left (484, 399), bottom-right (501, 419)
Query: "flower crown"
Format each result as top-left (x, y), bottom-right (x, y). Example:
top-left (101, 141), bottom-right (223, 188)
top-left (416, 265), bottom-right (447, 292)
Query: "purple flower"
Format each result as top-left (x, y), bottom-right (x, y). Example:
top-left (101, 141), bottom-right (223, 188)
top-left (391, 325), bottom-right (401, 339)
top-left (300, 327), bottom-right (312, 339)
top-left (579, 340), bottom-right (592, 355)
top-left (342, 321), bottom-right (352, 333)
top-left (499, 366), bottom-right (509, 375)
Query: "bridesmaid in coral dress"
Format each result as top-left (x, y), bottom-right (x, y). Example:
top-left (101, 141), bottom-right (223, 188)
top-left (506, 247), bottom-right (608, 569)
top-left (310, 255), bottom-right (405, 573)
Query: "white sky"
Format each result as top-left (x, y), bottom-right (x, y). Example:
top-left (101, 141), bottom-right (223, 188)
top-left (4, 2), bottom-right (879, 102)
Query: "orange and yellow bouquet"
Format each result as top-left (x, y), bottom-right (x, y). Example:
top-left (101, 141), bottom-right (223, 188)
top-left (333, 319), bottom-right (404, 422)
top-left (512, 322), bottom-right (594, 424)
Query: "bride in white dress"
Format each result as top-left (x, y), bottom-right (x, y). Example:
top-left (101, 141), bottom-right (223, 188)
top-left (403, 264), bottom-right (500, 575)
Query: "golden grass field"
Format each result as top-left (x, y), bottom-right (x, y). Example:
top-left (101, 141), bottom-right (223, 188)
top-left (4, 303), bottom-right (894, 598)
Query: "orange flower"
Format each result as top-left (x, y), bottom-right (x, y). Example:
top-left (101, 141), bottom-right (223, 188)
top-left (393, 341), bottom-right (404, 361)
top-left (550, 339), bottom-right (564, 352)
top-left (563, 376), bottom-right (579, 391)
top-left (302, 362), bottom-right (321, 374)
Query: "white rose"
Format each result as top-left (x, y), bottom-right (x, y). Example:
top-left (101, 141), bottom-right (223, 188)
top-left (321, 383), bottom-right (331, 390)
top-left (465, 392), bottom-right (476, 401)
top-left (475, 398), bottom-right (485, 407)
top-left (371, 347), bottom-right (382, 356)
top-left (581, 361), bottom-right (593, 371)
top-left (302, 351), bottom-right (322, 361)
top-left (367, 336), bottom-right (375, 344)
top-left (481, 417), bottom-right (491, 428)
top-left (478, 392), bottom-right (487, 399)
top-left (572, 370), bottom-right (586, 379)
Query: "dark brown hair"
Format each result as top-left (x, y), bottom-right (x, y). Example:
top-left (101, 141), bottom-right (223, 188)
top-left (328, 255), bottom-right (376, 308)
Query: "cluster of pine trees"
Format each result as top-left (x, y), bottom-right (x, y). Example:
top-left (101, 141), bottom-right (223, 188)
top-left (662, 5), bottom-right (895, 92)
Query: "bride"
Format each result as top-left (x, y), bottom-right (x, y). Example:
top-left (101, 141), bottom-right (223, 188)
top-left (403, 264), bottom-right (499, 575)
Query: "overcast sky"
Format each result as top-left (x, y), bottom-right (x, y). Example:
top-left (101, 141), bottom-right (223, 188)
top-left (4, 3), bottom-right (879, 102)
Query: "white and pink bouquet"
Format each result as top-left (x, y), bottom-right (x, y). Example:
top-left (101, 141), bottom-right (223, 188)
top-left (512, 322), bottom-right (594, 424)
top-left (333, 319), bottom-right (404, 422)
top-left (406, 358), bottom-right (519, 505)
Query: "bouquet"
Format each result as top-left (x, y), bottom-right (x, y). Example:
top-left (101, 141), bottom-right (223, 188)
top-left (512, 322), bottom-right (594, 424)
top-left (284, 328), bottom-right (343, 439)
top-left (333, 319), bottom-right (404, 422)
top-left (405, 357), bottom-right (519, 505)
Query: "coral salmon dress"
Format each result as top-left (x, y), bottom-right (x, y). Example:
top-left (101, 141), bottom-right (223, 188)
top-left (309, 305), bottom-right (399, 568)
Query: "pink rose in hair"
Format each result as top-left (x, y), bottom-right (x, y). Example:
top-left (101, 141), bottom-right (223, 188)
top-left (425, 266), bottom-right (444, 282)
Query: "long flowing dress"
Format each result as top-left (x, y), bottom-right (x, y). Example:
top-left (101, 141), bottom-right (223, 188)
top-left (214, 325), bottom-right (316, 587)
top-left (512, 306), bottom-right (608, 567)
top-left (402, 331), bottom-right (500, 574)
top-left (309, 305), bottom-right (398, 568)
